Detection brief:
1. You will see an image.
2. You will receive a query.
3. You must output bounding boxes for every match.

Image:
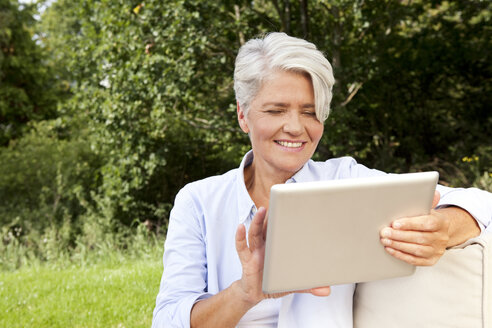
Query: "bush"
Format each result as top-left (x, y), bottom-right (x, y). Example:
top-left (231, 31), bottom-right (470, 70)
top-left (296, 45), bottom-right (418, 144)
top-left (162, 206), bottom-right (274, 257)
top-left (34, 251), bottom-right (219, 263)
top-left (0, 119), bottom-right (101, 270)
top-left (0, 120), bottom-right (100, 228)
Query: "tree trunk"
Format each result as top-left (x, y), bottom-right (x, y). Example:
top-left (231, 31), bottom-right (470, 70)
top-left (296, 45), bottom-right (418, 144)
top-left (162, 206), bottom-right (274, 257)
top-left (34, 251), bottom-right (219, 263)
top-left (283, 0), bottom-right (291, 34)
top-left (331, 5), bottom-right (342, 73)
top-left (299, 0), bottom-right (309, 38)
top-left (234, 5), bottom-right (245, 45)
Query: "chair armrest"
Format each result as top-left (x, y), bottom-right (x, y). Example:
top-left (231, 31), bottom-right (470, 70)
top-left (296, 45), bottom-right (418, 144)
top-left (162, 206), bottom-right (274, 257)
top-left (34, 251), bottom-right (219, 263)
top-left (353, 232), bottom-right (492, 328)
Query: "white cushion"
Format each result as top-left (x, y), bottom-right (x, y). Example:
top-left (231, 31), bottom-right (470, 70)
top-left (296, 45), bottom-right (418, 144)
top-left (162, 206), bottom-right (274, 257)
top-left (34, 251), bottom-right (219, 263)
top-left (353, 232), bottom-right (491, 328)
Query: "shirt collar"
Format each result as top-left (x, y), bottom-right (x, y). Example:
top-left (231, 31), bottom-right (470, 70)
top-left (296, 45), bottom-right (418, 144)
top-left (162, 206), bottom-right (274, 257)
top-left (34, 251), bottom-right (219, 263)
top-left (288, 159), bottom-right (316, 183)
top-left (236, 150), bottom-right (256, 224)
top-left (235, 151), bottom-right (317, 223)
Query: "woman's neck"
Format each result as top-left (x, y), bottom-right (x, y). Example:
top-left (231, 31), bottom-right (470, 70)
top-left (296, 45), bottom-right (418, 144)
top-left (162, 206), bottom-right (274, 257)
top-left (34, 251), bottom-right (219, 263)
top-left (243, 160), bottom-right (293, 209)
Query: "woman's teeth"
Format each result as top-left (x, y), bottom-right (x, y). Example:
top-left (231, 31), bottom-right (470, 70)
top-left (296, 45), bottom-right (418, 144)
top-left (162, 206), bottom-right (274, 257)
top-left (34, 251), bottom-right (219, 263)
top-left (276, 141), bottom-right (303, 148)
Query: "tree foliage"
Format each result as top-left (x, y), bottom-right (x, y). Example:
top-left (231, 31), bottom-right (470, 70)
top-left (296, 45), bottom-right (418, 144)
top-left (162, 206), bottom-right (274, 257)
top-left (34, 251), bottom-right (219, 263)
top-left (0, 0), bottom-right (490, 265)
top-left (316, 0), bottom-right (492, 178)
top-left (0, 0), bottom-right (64, 146)
top-left (39, 0), bottom-right (259, 225)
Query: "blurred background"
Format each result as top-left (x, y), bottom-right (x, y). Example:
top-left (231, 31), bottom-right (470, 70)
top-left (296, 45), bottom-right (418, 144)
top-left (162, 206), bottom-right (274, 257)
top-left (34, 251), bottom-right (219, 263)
top-left (0, 0), bottom-right (491, 325)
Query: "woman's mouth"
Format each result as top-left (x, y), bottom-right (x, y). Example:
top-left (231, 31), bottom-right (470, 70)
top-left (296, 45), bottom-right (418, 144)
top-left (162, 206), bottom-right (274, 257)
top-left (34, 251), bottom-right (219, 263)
top-left (275, 140), bottom-right (304, 148)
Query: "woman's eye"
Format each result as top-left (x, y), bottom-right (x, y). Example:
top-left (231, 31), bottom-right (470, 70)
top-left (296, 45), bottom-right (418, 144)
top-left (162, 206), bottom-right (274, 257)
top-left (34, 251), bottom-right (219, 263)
top-left (266, 109), bottom-right (283, 114)
top-left (303, 111), bottom-right (316, 116)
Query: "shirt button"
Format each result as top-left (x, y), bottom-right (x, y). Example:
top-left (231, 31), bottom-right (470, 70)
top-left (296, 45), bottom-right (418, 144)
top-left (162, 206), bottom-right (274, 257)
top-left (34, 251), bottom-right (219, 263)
top-left (251, 206), bottom-right (257, 215)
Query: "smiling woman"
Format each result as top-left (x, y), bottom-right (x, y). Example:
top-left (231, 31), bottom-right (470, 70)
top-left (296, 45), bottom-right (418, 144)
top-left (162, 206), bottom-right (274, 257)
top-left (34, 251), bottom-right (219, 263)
top-left (151, 32), bottom-right (492, 328)
top-left (238, 71), bottom-right (324, 204)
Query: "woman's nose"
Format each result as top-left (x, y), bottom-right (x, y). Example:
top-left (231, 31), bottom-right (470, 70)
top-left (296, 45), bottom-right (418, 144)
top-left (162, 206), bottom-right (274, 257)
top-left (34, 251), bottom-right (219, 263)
top-left (282, 113), bottom-right (303, 135)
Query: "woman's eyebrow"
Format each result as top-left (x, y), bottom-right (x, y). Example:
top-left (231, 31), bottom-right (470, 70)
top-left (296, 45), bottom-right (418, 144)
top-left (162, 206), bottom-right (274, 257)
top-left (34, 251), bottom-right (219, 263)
top-left (262, 102), bottom-right (315, 108)
top-left (262, 102), bottom-right (288, 108)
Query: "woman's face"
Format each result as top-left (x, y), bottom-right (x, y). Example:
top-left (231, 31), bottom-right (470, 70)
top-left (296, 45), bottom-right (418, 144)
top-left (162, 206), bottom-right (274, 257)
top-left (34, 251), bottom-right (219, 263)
top-left (238, 70), bottom-right (324, 178)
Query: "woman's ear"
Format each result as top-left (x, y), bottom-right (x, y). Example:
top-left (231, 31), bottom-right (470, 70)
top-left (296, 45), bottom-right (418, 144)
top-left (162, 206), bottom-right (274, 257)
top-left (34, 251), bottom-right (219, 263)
top-left (237, 102), bottom-right (249, 133)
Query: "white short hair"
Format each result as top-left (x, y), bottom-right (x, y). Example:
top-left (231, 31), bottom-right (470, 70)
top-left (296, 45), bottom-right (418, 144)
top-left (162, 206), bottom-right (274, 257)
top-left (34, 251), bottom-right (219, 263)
top-left (234, 32), bottom-right (335, 122)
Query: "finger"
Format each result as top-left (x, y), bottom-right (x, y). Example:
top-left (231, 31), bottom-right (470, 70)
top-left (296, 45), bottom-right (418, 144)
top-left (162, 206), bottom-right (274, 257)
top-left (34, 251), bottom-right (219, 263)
top-left (432, 190), bottom-right (441, 208)
top-left (384, 246), bottom-right (438, 266)
top-left (248, 207), bottom-right (267, 250)
top-left (381, 227), bottom-right (433, 245)
top-left (390, 213), bottom-right (443, 232)
top-left (380, 238), bottom-right (437, 258)
top-left (235, 224), bottom-right (251, 263)
top-left (295, 286), bottom-right (331, 296)
top-left (263, 216), bottom-right (268, 241)
top-left (308, 286), bottom-right (331, 297)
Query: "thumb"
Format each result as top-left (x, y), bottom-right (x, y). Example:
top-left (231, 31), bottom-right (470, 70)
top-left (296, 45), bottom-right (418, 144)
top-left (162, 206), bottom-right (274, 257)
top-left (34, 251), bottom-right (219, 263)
top-left (432, 190), bottom-right (440, 208)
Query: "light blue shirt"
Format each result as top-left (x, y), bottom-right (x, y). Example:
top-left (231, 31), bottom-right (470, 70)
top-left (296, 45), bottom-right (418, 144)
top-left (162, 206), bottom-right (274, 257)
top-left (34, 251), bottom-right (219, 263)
top-left (152, 151), bottom-right (492, 328)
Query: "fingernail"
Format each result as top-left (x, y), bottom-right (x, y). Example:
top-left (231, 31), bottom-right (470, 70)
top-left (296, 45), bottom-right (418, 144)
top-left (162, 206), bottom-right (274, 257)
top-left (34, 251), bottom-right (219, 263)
top-left (381, 238), bottom-right (391, 246)
top-left (393, 221), bottom-right (402, 229)
top-left (382, 228), bottom-right (391, 238)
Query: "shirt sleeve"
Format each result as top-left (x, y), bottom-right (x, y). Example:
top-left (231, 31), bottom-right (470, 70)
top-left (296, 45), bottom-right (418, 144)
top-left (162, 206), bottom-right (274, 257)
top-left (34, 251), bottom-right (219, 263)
top-left (342, 157), bottom-right (492, 232)
top-left (152, 186), bottom-right (213, 328)
top-left (435, 185), bottom-right (492, 232)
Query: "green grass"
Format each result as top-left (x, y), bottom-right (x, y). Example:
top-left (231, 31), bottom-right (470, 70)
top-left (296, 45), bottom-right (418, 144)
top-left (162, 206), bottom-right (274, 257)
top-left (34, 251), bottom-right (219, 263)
top-left (1, 258), bottom-right (163, 327)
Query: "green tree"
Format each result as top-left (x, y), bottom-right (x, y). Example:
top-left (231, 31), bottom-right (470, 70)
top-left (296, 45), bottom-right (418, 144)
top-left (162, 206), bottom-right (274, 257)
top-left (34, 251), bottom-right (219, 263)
top-left (40, 0), bottom-right (261, 226)
top-left (39, 0), bottom-right (491, 228)
top-left (289, 0), bottom-right (491, 183)
top-left (1, 0), bottom-right (490, 267)
top-left (0, 0), bottom-right (63, 146)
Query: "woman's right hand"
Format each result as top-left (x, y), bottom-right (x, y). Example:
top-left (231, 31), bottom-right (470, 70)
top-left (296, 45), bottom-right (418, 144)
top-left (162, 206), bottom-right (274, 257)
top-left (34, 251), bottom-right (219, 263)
top-left (235, 207), bottom-right (331, 307)
top-left (191, 207), bottom-right (331, 328)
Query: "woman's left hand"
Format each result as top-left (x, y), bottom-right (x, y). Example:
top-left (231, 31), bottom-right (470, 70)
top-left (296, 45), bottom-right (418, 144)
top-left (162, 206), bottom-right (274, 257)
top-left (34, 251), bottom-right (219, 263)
top-left (379, 191), bottom-right (451, 266)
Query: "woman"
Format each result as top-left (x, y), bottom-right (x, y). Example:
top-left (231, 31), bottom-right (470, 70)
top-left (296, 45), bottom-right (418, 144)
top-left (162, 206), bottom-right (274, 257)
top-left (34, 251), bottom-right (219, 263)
top-left (152, 33), bottom-right (491, 328)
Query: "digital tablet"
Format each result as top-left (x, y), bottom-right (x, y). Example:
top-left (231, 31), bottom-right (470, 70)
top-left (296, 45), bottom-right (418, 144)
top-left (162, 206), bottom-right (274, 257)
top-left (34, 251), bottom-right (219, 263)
top-left (262, 171), bottom-right (439, 294)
